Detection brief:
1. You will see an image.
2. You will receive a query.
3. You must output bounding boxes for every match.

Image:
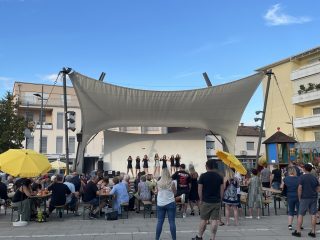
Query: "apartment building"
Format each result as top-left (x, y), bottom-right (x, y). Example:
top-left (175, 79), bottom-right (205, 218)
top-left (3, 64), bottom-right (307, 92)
top-left (206, 124), bottom-right (265, 169)
top-left (257, 46), bottom-right (320, 149)
top-left (12, 82), bottom-right (104, 164)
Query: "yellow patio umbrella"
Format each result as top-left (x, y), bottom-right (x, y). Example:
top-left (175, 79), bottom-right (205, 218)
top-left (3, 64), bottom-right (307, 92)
top-left (0, 149), bottom-right (51, 177)
top-left (216, 150), bottom-right (247, 175)
top-left (50, 160), bottom-right (66, 170)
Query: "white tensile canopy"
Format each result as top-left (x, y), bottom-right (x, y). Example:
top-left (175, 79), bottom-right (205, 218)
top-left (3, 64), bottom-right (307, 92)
top-left (69, 71), bottom-right (264, 171)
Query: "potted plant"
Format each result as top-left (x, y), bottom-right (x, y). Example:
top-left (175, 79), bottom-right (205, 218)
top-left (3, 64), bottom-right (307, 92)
top-left (306, 83), bottom-right (315, 92)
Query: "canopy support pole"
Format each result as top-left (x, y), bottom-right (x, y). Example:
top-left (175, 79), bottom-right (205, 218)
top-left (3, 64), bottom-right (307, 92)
top-left (62, 67), bottom-right (72, 175)
top-left (256, 70), bottom-right (273, 163)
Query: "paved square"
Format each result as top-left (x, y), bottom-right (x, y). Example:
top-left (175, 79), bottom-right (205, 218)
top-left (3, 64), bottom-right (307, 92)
top-left (0, 205), bottom-right (319, 240)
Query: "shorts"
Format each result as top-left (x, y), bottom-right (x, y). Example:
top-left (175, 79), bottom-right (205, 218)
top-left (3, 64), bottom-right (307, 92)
top-left (271, 182), bottom-right (281, 190)
top-left (298, 198), bottom-right (317, 216)
top-left (262, 182), bottom-right (270, 188)
top-left (88, 197), bottom-right (100, 207)
top-left (177, 189), bottom-right (189, 203)
top-left (200, 202), bottom-right (220, 220)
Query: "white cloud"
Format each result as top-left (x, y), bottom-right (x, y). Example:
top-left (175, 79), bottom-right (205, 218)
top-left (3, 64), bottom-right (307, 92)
top-left (264, 4), bottom-right (311, 26)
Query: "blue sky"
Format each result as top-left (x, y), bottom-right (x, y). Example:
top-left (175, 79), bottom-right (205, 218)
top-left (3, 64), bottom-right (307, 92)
top-left (0, 0), bottom-right (319, 125)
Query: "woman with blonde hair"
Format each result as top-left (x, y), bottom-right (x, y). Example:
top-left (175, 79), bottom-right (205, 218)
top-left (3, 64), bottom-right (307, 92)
top-left (156, 168), bottom-right (177, 240)
top-left (188, 164), bottom-right (200, 216)
top-left (222, 167), bottom-right (240, 225)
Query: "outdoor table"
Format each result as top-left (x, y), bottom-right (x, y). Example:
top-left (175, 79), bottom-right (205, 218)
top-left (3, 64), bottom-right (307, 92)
top-left (262, 187), bottom-right (282, 215)
top-left (98, 190), bottom-right (113, 214)
top-left (30, 192), bottom-right (52, 214)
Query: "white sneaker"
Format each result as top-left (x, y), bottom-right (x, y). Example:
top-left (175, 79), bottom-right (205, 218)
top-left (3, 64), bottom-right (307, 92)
top-left (181, 194), bottom-right (185, 204)
top-left (182, 213), bottom-right (186, 218)
top-left (229, 217), bottom-right (234, 221)
top-left (256, 216), bottom-right (260, 219)
top-left (245, 216), bottom-right (253, 219)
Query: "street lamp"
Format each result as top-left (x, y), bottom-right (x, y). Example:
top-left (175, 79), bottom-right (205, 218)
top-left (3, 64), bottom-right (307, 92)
top-left (33, 85), bottom-right (44, 153)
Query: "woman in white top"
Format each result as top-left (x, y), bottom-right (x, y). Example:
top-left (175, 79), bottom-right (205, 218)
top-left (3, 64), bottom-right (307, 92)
top-left (155, 168), bottom-right (177, 240)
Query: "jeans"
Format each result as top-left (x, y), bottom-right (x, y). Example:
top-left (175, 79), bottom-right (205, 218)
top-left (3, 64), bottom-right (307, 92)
top-left (156, 202), bottom-right (176, 240)
top-left (271, 182), bottom-right (281, 190)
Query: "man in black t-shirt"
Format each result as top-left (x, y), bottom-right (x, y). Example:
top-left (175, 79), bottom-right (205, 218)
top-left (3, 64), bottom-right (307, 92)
top-left (172, 164), bottom-right (191, 218)
top-left (271, 165), bottom-right (282, 190)
top-left (48, 175), bottom-right (71, 214)
top-left (192, 159), bottom-right (224, 240)
top-left (82, 175), bottom-right (105, 219)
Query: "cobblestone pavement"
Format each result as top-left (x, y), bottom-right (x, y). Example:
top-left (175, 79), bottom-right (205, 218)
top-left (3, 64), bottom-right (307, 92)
top-left (0, 206), bottom-right (319, 240)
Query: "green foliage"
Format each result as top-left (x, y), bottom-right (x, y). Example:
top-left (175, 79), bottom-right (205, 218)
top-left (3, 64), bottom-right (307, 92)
top-left (299, 84), bottom-right (306, 91)
top-left (0, 92), bottom-right (26, 153)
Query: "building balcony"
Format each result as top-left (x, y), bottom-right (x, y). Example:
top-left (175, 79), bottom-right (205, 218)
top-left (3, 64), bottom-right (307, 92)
top-left (294, 115), bottom-right (320, 129)
top-left (292, 90), bottom-right (320, 105)
top-left (291, 62), bottom-right (320, 80)
top-left (19, 96), bottom-right (79, 108)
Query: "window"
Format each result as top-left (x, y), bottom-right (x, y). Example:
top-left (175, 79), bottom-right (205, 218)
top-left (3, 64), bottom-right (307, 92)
top-left (69, 137), bottom-right (76, 154)
top-left (315, 132), bottom-right (320, 141)
top-left (41, 136), bottom-right (48, 154)
top-left (206, 141), bottom-right (215, 150)
top-left (313, 107), bottom-right (320, 115)
top-left (27, 137), bottom-right (34, 150)
top-left (57, 112), bottom-right (64, 129)
top-left (246, 142), bottom-right (254, 151)
top-left (56, 137), bottom-right (63, 154)
top-left (25, 112), bottom-right (34, 122)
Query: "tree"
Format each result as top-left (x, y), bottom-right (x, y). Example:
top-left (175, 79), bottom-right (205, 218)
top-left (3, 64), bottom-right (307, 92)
top-left (0, 92), bottom-right (26, 153)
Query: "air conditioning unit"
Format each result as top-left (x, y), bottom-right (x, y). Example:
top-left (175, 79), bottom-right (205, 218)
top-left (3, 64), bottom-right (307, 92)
top-left (240, 150), bottom-right (247, 156)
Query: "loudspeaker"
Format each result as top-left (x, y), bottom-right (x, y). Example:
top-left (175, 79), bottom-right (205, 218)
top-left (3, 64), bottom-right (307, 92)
top-left (97, 160), bottom-right (104, 171)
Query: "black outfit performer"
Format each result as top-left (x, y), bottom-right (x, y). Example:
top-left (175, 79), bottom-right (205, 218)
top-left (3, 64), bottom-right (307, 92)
top-left (135, 157), bottom-right (141, 170)
top-left (175, 156), bottom-right (181, 168)
top-left (127, 158), bottom-right (133, 169)
top-left (142, 157), bottom-right (149, 169)
top-left (161, 158), bottom-right (168, 169)
top-left (170, 156), bottom-right (175, 167)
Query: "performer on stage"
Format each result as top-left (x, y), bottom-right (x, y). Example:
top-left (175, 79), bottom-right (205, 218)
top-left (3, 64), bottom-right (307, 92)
top-left (161, 155), bottom-right (168, 169)
top-left (170, 155), bottom-right (176, 174)
top-left (154, 153), bottom-right (160, 177)
top-left (127, 156), bottom-right (134, 177)
top-left (175, 154), bottom-right (181, 169)
top-left (135, 156), bottom-right (141, 177)
top-left (142, 155), bottom-right (149, 173)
